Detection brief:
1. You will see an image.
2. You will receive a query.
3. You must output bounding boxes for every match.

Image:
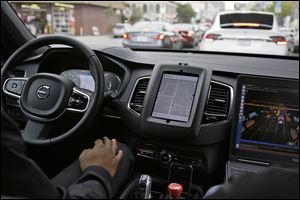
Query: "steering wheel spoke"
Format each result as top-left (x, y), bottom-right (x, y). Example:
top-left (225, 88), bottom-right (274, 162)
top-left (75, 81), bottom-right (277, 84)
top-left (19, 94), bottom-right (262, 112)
top-left (22, 119), bottom-right (53, 141)
top-left (3, 77), bottom-right (28, 99)
top-left (66, 87), bottom-right (91, 113)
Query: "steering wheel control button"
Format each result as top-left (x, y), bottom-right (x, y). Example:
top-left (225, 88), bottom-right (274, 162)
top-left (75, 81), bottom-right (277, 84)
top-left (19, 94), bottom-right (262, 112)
top-left (68, 92), bottom-right (88, 110)
top-left (5, 79), bottom-right (25, 95)
top-left (36, 85), bottom-right (50, 100)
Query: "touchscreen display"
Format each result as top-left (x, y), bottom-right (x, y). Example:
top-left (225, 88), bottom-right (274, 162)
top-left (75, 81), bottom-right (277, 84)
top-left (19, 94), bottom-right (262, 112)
top-left (235, 82), bottom-right (299, 156)
top-left (152, 73), bottom-right (198, 122)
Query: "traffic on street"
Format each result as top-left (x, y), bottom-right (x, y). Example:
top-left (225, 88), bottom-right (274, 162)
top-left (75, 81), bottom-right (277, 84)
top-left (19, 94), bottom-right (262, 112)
top-left (13, 1), bottom-right (299, 57)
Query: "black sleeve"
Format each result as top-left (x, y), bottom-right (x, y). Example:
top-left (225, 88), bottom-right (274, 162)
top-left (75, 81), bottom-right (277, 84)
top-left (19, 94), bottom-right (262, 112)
top-left (2, 112), bottom-right (113, 199)
top-left (59, 166), bottom-right (113, 199)
top-left (1, 112), bottom-right (60, 199)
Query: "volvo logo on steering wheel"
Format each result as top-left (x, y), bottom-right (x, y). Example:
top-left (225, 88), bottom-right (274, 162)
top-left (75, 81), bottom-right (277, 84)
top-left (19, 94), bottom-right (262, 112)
top-left (36, 85), bottom-right (50, 100)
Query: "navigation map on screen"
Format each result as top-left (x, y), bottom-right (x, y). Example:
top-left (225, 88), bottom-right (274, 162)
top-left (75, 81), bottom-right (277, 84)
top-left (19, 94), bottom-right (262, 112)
top-left (152, 74), bottom-right (198, 122)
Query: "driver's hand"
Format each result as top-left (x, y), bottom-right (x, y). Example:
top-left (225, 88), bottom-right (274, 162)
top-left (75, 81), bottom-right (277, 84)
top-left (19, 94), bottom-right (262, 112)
top-left (79, 137), bottom-right (123, 177)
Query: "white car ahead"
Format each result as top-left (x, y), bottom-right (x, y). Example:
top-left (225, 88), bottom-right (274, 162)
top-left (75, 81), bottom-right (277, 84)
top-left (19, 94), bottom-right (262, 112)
top-left (200, 11), bottom-right (288, 56)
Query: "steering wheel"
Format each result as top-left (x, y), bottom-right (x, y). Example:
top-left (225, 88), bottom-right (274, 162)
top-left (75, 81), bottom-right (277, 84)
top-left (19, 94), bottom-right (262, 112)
top-left (1, 35), bottom-right (104, 145)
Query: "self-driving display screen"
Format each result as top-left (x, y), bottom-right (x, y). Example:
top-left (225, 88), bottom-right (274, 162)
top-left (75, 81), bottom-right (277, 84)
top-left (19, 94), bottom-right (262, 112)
top-left (233, 77), bottom-right (299, 163)
top-left (152, 73), bottom-right (198, 122)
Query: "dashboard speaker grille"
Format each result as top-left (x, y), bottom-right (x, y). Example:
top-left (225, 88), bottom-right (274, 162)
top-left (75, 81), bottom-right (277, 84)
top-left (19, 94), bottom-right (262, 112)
top-left (129, 77), bottom-right (150, 115)
top-left (203, 81), bottom-right (232, 123)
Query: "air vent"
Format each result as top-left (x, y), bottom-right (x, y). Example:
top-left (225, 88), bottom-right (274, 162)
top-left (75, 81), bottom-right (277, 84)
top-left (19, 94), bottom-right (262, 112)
top-left (129, 77), bottom-right (150, 115)
top-left (202, 81), bottom-right (232, 124)
top-left (10, 70), bottom-right (25, 77)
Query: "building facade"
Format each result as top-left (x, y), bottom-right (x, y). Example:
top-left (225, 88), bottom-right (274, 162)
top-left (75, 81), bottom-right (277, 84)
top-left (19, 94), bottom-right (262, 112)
top-left (10, 1), bottom-right (125, 36)
top-left (124, 1), bottom-right (177, 23)
top-left (193, 1), bottom-right (224, 22)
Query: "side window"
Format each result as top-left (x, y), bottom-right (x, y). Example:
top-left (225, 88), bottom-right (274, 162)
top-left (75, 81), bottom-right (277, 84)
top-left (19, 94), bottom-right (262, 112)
top-left (193, 25), bottom-right (199, 32)
top-left (163, 24), bottom-right (168, 32)
top-left (143, 4), bottom-right (147, 13)
top-left (166, 24), bottom-right (174, 32)
top-left (156, 4), bottom-right (160, 13)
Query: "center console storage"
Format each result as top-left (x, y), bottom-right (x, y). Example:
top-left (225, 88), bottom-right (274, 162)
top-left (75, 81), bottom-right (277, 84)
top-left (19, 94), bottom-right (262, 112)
top-left (119, 174), bottom-right (203, 199)
top-left (118, 141), bottom-right (206, 199)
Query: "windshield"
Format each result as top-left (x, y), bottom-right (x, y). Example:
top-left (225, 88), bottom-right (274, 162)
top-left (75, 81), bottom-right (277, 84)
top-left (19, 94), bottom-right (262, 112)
top-left (10, 1), bottom-right (299, 57)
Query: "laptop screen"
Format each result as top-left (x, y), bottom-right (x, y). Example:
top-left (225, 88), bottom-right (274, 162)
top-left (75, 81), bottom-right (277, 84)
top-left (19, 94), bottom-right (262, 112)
top-left (231, 76), bottom-right (299, 164)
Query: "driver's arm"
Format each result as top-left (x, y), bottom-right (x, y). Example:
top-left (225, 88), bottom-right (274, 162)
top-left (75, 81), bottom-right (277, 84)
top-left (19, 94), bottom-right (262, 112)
top-left (60, 137), bottom-right (123, 199)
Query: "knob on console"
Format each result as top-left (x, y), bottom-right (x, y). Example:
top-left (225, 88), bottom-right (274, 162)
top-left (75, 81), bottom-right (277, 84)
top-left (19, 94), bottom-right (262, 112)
top-left (168, 183), bottom-right (183, 199)
top-left (160, 152), bottom-right (172, 163)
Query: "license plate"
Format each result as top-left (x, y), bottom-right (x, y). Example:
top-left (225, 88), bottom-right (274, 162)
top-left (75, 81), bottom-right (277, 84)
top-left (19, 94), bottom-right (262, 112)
top-left (238, 39), bottom-right (251, 46)
top-left (136, 36), bottom-right (148, 42)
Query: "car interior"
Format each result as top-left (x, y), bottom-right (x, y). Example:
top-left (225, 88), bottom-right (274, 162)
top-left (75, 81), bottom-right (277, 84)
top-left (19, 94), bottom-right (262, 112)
top-left (1, 1), bottom-right (299, 199)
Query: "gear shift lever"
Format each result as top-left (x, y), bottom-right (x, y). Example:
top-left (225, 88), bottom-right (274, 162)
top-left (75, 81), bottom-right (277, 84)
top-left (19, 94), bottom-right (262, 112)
top-left (137, 174), bottom-right (152, 199)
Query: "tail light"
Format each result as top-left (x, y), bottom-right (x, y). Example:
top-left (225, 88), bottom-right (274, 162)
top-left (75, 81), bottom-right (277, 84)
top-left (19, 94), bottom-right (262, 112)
top-left (153, 34), bottom-right (165, 40)
top-left (123, 33), bottom-right (131, 40)
top-left (233, 23), bottom-right (260, 27)
top-left (204, 34), bottom-right (221, 42)
top-left (270, 36), bottom-right (287, 45)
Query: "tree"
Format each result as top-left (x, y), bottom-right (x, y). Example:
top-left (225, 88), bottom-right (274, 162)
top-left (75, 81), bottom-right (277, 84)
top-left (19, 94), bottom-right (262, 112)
top-left (105, 5), bottom-right (118, 33)
top-left (176, 4), bottom-right (196, 23)
top-left (130, 6), bottom-right (142, 24)
top-left (263, 1), bottom-right (295, 25)
top-left (105, 5), bottom-right (115, 16)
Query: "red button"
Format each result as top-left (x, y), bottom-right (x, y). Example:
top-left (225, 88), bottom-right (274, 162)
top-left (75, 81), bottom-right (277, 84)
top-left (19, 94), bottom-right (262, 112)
top-left (168, 183), bottom-right (183, 199)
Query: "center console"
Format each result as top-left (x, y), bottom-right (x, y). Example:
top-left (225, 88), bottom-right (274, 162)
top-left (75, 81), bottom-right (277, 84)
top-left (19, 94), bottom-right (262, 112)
top-left (123, 72), bottom-right (299, 198)
top-left (137, 143), bottom-right (202, 166)
top-left (121, 63), bottom-right (212, 199)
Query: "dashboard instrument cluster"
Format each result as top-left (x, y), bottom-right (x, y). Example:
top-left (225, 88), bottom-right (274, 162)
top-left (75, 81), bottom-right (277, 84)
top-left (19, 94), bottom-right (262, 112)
top-left (61, 69), bottom-right (122, 95)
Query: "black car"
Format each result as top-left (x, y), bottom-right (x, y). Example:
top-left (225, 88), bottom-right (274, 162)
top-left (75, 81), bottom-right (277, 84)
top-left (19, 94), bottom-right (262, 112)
top-left (173, 23), bottom-right (204, 48)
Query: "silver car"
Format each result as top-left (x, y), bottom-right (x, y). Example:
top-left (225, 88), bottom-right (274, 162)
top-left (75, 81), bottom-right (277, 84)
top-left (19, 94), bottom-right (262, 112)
top-left (123, 21), bottom-right (182, 49)
top-left (112, 23), bottom-right (131, 38)
top-left (279, 27), bottom-right (297, 52)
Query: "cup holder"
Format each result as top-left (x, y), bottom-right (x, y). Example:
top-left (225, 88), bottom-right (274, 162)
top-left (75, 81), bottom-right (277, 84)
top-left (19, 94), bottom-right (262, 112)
top-left (150, 191), bottom-right (164, 199)
top-left (118, 176), bottom-right (203, 199)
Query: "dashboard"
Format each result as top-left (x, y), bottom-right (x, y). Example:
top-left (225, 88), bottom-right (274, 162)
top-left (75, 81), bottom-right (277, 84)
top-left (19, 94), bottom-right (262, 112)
top-left (61, 69), bottom-right (122, 95)
top-left (3, 46), bottom-right (299, 188)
